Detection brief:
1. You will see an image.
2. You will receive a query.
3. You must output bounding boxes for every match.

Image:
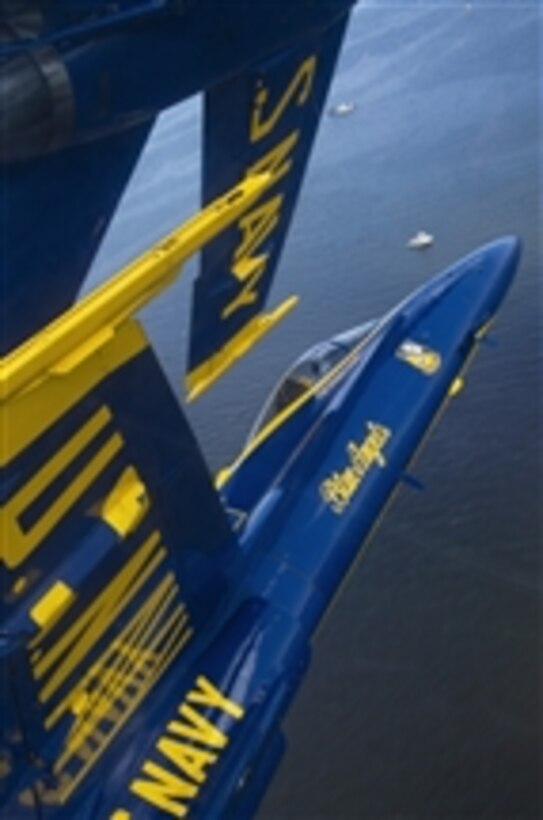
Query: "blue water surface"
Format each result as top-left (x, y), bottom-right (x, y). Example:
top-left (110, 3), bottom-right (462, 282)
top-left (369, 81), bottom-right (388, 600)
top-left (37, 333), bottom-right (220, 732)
top-left (88, 3), bottom-right (541, 817)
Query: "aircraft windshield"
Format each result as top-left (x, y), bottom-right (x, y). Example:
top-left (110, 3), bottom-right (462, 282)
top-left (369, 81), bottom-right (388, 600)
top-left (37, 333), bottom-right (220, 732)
top-left (247, 320), bottom-right (378, 441)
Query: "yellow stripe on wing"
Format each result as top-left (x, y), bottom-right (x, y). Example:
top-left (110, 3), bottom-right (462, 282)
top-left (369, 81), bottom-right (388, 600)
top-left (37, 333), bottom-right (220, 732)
top-left (32, 532), bottom-right (162, 691)
top-left (186, 295), bottom-right (299, 402)
top-left (0, 407), bottom-right (123, 570)
top-left (0, 174), bottom-right (273, 404)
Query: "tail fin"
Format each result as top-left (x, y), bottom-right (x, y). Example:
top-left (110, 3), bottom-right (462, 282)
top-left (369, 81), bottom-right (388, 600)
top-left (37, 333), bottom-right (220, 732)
top-left (186, 13), bottom-right (350, 399)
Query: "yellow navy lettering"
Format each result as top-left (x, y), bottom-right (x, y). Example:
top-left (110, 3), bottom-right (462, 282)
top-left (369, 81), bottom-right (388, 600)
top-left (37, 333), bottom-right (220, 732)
top-left (250, 56), bottom-right (317, 143)
top-left (222, 54), bottom-right (318, 321)
top-left (246, 130), bottom-right (299, 183)
top-left (233, 195), bottom-right (284, 268)
top-left (130, 676), bottom-right (245, 817)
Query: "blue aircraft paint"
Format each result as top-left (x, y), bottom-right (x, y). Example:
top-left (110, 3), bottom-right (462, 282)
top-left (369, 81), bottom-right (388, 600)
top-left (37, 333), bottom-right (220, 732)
top-left (190, 15), bottom-right (349, 373)
top-left (2, 236), bottom-right (518, 819)
top-left (0, 2), bottom-right (524, 817)
top-left (0, 0), bottom-right (354, 353)
top-left (96, 236), bottom-right (519, 819)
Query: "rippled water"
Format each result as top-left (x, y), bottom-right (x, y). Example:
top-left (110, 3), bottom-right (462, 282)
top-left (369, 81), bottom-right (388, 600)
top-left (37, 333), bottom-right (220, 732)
top-left (88, 3), bottom-right (541, 817)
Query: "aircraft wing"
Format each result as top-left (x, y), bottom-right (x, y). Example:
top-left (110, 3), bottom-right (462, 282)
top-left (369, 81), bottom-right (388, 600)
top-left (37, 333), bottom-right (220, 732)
top-left (186, 14), bottom-right (350, 400)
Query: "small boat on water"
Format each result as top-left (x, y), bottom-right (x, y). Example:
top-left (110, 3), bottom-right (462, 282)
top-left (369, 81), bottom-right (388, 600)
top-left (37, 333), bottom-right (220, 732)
top-left (329, 101), bottom-right (356, 117)
top-left (407, 230), bottom-right (434, 250)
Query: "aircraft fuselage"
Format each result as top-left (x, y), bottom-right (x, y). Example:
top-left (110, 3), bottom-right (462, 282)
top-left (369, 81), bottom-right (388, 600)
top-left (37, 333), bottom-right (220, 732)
top-left (116, 237), bottom-right (520, 818)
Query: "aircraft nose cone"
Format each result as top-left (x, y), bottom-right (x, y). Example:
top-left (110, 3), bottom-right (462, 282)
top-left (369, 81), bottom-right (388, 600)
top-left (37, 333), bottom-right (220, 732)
top-left (491, 234), bottom-right (521, 282)
top-left (477, 234), bottom-right (521, 317)
top-left (490, 236), bottom-right (521, 298)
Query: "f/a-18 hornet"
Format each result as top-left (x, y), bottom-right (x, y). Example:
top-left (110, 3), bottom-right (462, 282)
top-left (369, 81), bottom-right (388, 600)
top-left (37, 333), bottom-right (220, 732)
top-left (0, 1), bottom-right (520, 817)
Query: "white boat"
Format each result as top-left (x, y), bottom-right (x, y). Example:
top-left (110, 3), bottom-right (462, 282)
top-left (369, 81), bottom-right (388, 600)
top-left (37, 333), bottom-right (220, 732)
top-left (407, 230), bottom-right (434, 250)
top-left (329, 102), bottom-right (356, 117)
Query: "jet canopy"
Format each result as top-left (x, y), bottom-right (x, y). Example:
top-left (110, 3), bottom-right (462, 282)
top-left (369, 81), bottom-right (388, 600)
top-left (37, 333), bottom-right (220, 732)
top-left (248, 320), bottom-right (378, 440)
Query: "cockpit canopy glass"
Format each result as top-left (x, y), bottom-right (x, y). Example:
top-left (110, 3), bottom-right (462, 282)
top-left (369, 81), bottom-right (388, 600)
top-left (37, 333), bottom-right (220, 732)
top-left (247, 320), bottom-right (378, 441)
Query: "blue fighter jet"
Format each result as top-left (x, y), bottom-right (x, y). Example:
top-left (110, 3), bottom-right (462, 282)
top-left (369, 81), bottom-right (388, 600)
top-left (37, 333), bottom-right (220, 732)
top-left (0, 1), bottom-right (521, 817)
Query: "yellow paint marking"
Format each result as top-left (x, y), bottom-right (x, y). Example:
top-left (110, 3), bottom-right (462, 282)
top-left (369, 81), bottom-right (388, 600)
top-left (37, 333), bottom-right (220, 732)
top-left (45, 575), bottom-right (169, 730)
top-left (188, 676), bottom-right (245, 720)
top-left (317, 334), bottom-right (490, 639)
top-left (38, 546), bottom-right (167, 707)
top-left (0, 174), bottom-right (273, 404)
top-left (222, 193), bottom-right (284, 319)
top-left (222, 134), bottom-right (298, 322)
top-left (57, 614), bottom-right (190, 792)
top-left (0, 407), bottom-right (120, 569)
top-left (231, 254), bottom-right (267, 280)
top-left (1, 321), bottom-right (147, 466)
top-left (110, 811), bottom-right (132, 820)
top-left (26, 434), bottom-right (123, 557)
top-left (129, 675), bottom-right (244, 818)
top-left (186, 296), bottom-right (298, 401)
top-left (229, 254), bottom-right (268, 299)
top-left (320, 422), bottom-right (392, 515)
top-left (59, 587), bottom-right (182, 743)
top-left (45, 573), bottom-right (179, 729)
top-left (151, 623), bottom-right (194, 687)
top-left (233, 196), bottom-right (284, 266)
top-left (221, 265), bottom-right (267, 318)
top-left (91, 590), bottom-right (180, 717)
top-left (5, 404), bottom-right (110, 512)
top-left (168, 705), bottom-right (228, 750)
top-left (183, 63), bottom-right (313, 395)
top-left (99, 465), bottom-right (149, 537)
top-left (34, 533), bottom-right (162, 696)
top-left (92, 602), bottom-right (187, 725)
top-left (250, 55), bottom-right (317, 142)
top-left (157, 738), bottom-right (217, 785)
top-left (396, 340), bottom-right (441, 375)
top-left (56, 612), bottom-right (193, 804)
top-left (131, 760), bottom-right (197, 818)
top-left (246, 130), bottom-right (299, 185)
top-left (50, 326), bottom-right (117, 375)
top-left (11, 576), bottom-right (29, 595)
top-left (56, 604), bottom-right (187, 770)
top-left (30, 581), bottom-right (75, 629)
top-left (448, 376), bottom-right (464, 396)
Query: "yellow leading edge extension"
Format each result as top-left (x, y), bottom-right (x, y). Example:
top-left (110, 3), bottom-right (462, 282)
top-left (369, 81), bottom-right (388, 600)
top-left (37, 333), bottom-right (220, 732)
top-left (0, 172), bottom-right (276, 406)
top-left (0, 172), bottom-right (296, 573)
